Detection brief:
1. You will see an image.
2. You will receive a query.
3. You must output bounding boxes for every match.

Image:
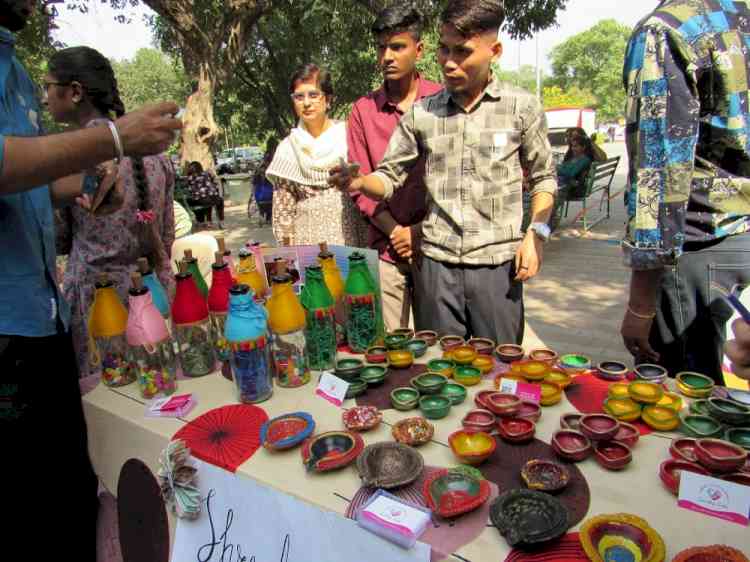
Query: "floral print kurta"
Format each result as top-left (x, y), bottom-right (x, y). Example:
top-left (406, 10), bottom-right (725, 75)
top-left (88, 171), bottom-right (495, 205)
top-left (56, 155), bottom-right (176, 377)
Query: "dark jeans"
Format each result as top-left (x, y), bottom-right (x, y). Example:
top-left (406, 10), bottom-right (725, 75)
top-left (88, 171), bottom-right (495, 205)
top-left (188, 198), bottom-right (224, 223)
top-left (649, 233), bottom-right (750, 384)
top-left (0, 330), bottom-right (98, 560)
top-left (412, 255), bottom-right (524, 344)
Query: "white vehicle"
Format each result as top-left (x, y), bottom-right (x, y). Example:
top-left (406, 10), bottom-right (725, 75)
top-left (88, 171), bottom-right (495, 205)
top-left (545, 106), bottom-right (596, 147)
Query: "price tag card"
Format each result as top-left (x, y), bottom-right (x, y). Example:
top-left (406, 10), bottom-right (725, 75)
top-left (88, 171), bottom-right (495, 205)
top-left (316, 371), bottom-right (349, 407)
top-left (678, 470), bottom-right (750, 526)
top-left (146, 393), bottom-right (196, 417)
top-left (497, 377), bottom-right (541, 403)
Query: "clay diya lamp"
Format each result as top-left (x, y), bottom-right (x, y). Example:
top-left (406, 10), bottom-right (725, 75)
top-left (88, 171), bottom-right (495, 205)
top-left (391, 416), bottom-right (434, 447)
top-left (342, 405), bottom-right (383, 432)
top-left (391, 327), bottom-right (415, 340)
top-left (725, 427), bottom-right (750, 451)
top-left (467, 337), bottom-right (495, 355)
top-left (384, 332), bottom-right (409, 350)
top-left (641, 404), bottom-right (680, 431)
top-left (405, 338), bottom-right (428, 359)
top-left (516, 401), bottom-right (542, 422)
top-left (559, 412), bottom-right (584, 430)
top-left (728, 388), bottom-right (750, 407)
top-left (451, 345), bottom-right (479, 365)
top-left (497, 417), bottom-right (536, 443)
top-left (345, 379), bottom-right (368, 399)
top-left (603, 397), bottom-right (642, 422)
top-left (390, 387), bottom-right (420, 411)
top-left (544, 368), bottom-right (572, 389)
top-left (551, 429), bottom-right (593, 462)
top-left (359, 365), bottom-right (388, 386)
top-left (260, 411), bottom-right (315, 451)
top-left (364, 345), bottom-right (387, 364)
top-left (707, 397), bottom-right (750, 426)
top-left (656, 391), bottom-right (683, 411)
top-left (521, 459), bottom-right (570, 492)
top-left (628, 381), bottom-right (664, 404)
top-left (597, 360), bottom-right (629, 381)
top-left (485, 392), bottom-right (522, 417)
top-left (540, 381), bottom-right (563, 406)
top-left (423, 469), bottom-right (491, 518)
top-left (593, 440), bottom-right (632, 470)
top-left (559, 353), bottom-right (591, 374)
top-left (608, 382), bottom-right (631, 400)
top-left (414, 330), bottom-right (438, 347)
top-left (695, 438), bottom-right (749, 473)
top-left (518, 360), bottom-right (550, 382)
top-left (676, 371), bottom-right (715, 398)
top-left (495, 343), bottom-right (525, 363)
top-left (454, 365), bottom-right (482, 386)
top-left (672, 545), bottom-right (750, 562)
top-left (439, 334), bottom-right (465, 351)
top-left (440, 382), bottom-right (468, 405)
top-left (475, 389), bottom-right (498, 410)
top-left (471, 354), bottom-right (494, 374)
top-left (579, 413), bottom-right (621, 441)
top-left (387, 349), bottom-right (414, 369)
top-left (301, 430), bottom-right (365, 473)
top-left (689, 399), bottom-right (710, 416)
top-left (680, 415), bottom-right (723, 438)
top-left (670, 437), bottom-right (700, 463)
top-left (659, 458), bottom-right (710, 495)
top-left (722, 472), bottom-right (750, 487)
top-left (462, 409), bottom-right (496, 432)
top-left (334, 358), bottom-right (364, 382)
top-left (489, 489), bottom-right (569, 548)
top-left (528, 347), bottom-right (559, 364)
top-left (612, 422), bottom-right (640, 448)
top-left (419, 395), bottom-right (452, 420)
top-left (356, 442), bottom-right (424, 489)
top-left (410, 372), bottom-right (448, 395)
top-left (448, 429), bottom-right (497, 465)
top-left (579, 513), bottom-right (666, 562)
top-left (426, 358), bottom-right (455, 378)
top-left (634, 363), bottom-right (668, 384)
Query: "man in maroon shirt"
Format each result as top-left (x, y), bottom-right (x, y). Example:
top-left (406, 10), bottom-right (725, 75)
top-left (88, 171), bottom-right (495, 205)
top-left (347, 4), bottom-right (442, 331)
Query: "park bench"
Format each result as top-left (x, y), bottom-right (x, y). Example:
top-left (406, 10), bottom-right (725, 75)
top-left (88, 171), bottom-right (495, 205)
top-left (553, 155), bottom-right (620, 232)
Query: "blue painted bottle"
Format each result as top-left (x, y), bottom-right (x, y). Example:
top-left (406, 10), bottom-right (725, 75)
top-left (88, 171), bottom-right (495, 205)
top-left (137, 257), bottom-right (170, 320)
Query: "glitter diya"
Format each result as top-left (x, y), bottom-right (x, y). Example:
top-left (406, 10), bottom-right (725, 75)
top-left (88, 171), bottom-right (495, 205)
top-left (391, 417), bottom-right (434, 446)
top-left (521, 459), bottom-right (570, 492)
top-left (342, 406), bottom-right (382, 432)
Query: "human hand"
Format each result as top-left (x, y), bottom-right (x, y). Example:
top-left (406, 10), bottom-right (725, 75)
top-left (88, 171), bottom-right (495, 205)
top-left (725, 318), bottom-right (750, 381)
top-left (620, 308), bottom-right (659, 362)
top-left (115, 102), bottom-right (182, 157)
top-left (514, 230), bottom-right (542, 281)
top-left (328, 161), bottom-right (361, 192)
top-left (390, 225), bottom-right (413, 259)
top-left (76, 161), bottom-right (124, 215)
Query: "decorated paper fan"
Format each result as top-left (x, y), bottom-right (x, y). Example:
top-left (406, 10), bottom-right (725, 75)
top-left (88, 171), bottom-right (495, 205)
top-left (173, 404), bottom-right (269, 472)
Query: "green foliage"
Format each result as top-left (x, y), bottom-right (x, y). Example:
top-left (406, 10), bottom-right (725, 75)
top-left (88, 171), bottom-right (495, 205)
top-left (549, 19), bottom-right (631, 121)
top-left (542, 84), bottom-right (596, 109)
top-left (495, 64), bottom-right (544, 94)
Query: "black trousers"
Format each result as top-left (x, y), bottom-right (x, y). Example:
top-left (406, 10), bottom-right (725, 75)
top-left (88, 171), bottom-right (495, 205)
top-left (649, 233), bottom-right (750, 384)
top-left (0, 330), bottom-right (98, 560)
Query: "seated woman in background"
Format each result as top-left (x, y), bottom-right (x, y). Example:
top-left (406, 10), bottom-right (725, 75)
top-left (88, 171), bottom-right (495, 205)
top-left (564, 127), bottom-right (607, 163)
top-left (185, 161), bottom-right (224, 229)
top-left (557, 136), bottom-right (594, 196)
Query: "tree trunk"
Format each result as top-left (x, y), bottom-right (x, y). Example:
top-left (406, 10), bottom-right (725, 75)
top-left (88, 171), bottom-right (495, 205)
top-left (180, 63), bottom-right (218, 173)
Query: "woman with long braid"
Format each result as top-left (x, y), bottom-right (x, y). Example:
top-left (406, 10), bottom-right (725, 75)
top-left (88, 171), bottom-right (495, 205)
top-left (48, 46), bottom-right (176, 377)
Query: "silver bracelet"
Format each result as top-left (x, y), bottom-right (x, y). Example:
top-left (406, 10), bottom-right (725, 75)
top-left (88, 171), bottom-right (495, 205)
top-left (107, 120), bottom-right (124, 163)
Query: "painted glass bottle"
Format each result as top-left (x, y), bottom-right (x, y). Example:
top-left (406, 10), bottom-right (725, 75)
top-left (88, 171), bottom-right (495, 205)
top-left (235, 247), bottom-right (266, 300)
top-left (137, 257), bottom-right (170, 320)
top-left (183, 248), bottom-right (208, 299)
top-left (171, 260), bottom-right (215, 377)
top-left (299, 265), bottom-right (336, 371)
top-left (208, 252), bottom-right (234, 379)
top-left (318, 242), bottom-right (346, 344)
top-left (343, 252), bottom-right (380, 353)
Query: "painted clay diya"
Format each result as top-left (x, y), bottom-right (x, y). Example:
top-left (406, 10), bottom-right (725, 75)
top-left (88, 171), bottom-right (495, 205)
top-left (391, 417), bottom-right (434, 447)
top-left (423, 469), bottom-right (491, 518)
top-left (448, 464), bottom-right (485, 481)
top-left (543, 368), bottom-right (572, 389)
top-left (656, 391), bottom-right (683, 411)
top-left (360, 365), bottom-right (388, 386)
top-left (689, 399), bottom-right (710, 416)
top-left (439, 334), bottom-right (465, 351)
top-left (517, 360), bottom-right (550, 381)
top-left (706, 397), bottom-right (750, 425)
top-left (485, 392), bottom-right (522, 417)
top-left (560, 412), bottom-right (584, 430)
top-left (405, 338), bottom-right (428, 358)
top-left (387, 349), bottom-right (414, 369)
top-left (641, 405), bottom-right (680, 431)
top-left (579, 513), bottom-right (666, 562)
top-left (342, 406), bottom-right (383, 432)
top-left (516, 400), bottom-right (543, 422)
top-left (345, 379), bottom-right (368, 399)
top-left (725, 427), bottom-right (750, 451)
top-left (597, 360), bottom-right (628, 381)
top-left (334, 358), bottom-right (364, 382)
top-left (521, 459), bottom-right (570, 492)
top-left (410, 372), bottom-right (448, 394)
top-left (448, 429), bottom-right (497, 465)
top-left (453, 365), bottom-right (482, 386)
top-left (419, 395), bottom-right (452, 420)
top-left (414, 330), bottom-right (438, 347)
top-left (391, 327), bottom-right (415, 340)
top-left (390, 387), bottom-right (420, 410)
top-left (672, 545), bottom-right (750, 562)
top-left (608, 382), bottom-right (631, 400)
top-left (260, 412), bottom-right (315, 451)
top-left (384, 333), bottom-right (409, 350)
top-left (540, 381), bottom-right (563, 406)
top-left (497, 417), bottom-right (536, 443)
top-left (559, 353), bottom-right (591, 374)
top-left (634, 363), bottom-right (668, 384)
top-left (670, 438), bottom-right (700, 463)
top-left (364, 345), bottom-right (387, 364)
top-left (301, 431), bottom-right (365, 472)
top-left (728, 388), bottom-right (750, 407)
top-left (462, 409), bottom-right (496, 432)
top-left (628, 381), bottom-right (664, 404)
top-left (552, 429), bottom-right (593, 462)
top-left (593, 441), bottom-right (632, 470)
top-left (694, 438), bottom-right (748, 473)
top-left (471, 354), bottom-right (494, 374)
top-left (528, 347), bottom-right (559, 364)
top-left (490, 489), bottom-right (570, 548)
top-left (475, 389), bottom-right (497, 410)
top-left (613, 422), bottom-right (640, 448)
top-left (426, 358), bottom-right (455, 378)
top-left (440, 382), bottom-right (468, 405)
top-left (356, 442), bottom-right (423, 489)
top-left (722, 472), bottom-right (750, 486)
top-left (603, 397), bottom-right (642, 422)
top-left (451, 345), bottom-right (479, 365)
top-left (467, 337), bottom-right (495, 355)
top-left (580, 414), bottom-right (621, 441)
top-left (676, 371), bottom-right (715, 398)
top-left (495, 343), bottom-right (524, 363)
top-left (681, 415), bottom-right (724, 438)
top-left (659, 459), bottom-right (710, 495)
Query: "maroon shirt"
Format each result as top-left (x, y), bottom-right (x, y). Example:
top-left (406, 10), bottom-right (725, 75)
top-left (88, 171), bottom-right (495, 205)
top-left (347, 76), bottom-right (443, 263)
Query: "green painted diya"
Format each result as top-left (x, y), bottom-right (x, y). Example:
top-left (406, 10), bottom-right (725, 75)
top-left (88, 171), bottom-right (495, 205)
top-left (681, 415), bottom-right (724, 438)
top-left (335, 358), bottom-right (364, 382)
top-left (384, 333), bottom-right (409, 350)
top-left (689, 399), bottom-right (710, 417)
top-left (360, 365), bottom-right (388, 386)
top-left (419, 395), bottom-right (452, 419)
top-left (390, 387), bottom-right (420, 410)
top-left (345, 379), bottom-right (367, 399)
top-left (426, 358), bottom-right (455, 378)
top-left (706, 397), bottom-right (750, 426)
top-left (411, 372), bottom-right (448, 395)
top-left (405, 338), bottom-right (428, 358)
top-left (453, 365), bottom-right (482, 386)
top-left (440, 382), bottom-right (468, 405)
top-left (675, 372), bottom-right (715, 398)
top-left (725, 427), bottom-right (750, 451)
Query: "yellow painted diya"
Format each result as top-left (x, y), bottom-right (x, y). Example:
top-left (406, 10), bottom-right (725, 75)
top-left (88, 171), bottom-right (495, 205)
top-left (602, 397), bottom-right (642, 422)
top-left (387, 349), bottom-right (414, 369)
top-left (471, 355), bottom-right (494, 374)
top-left (608, 382), bottom-right (631, 400)
top-left (628, 381), bottom-right (664, 404)
top-left (450, 345), bottom-right (479, 365)
top-left (509, 361), bottom-right (524, 375)
top-left (544, 368), bottom-right (572, 389)
top-left (519, 360), bottom-right (550, 382)
top-left (540, 381), bottom-right (563, 406)
top-left (656, 392), bottom-right (683, 411)
top-left (494, 372), bottom-right (526, 389)
top-left (641, 404), bottom-right (680, 431)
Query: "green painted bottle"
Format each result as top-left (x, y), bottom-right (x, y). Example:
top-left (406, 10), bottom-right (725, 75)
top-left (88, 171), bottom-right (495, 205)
top-left (343, 252), bottom-right (381, 353)
top-left (300, 265), bottom-right (336, 370)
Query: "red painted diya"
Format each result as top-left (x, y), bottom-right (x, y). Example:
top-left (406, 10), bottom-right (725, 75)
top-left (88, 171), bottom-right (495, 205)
top-left (552, 429), bottom-right (592, 462)
top-left (462, 409), bottom-right (496, 432)
top-left (528, 347), bottom-right (559, 364)
top-left (593, 441), bottom-right (632, 470)
top-left (364, 346), bottom-right (387, 364)
top-left (475, 389), bottom-right (497, 410)
top-left (423, 469), bottom-right (491, 518)
top-left (521, 459), bottom-right (570, 492)
top-left (485, 392), bottom-right (522, 417)
top-left (516, 401), bottom-right (542, 422)
top-left (497, 417), bottom-right (536, 443)
top-left (467, 337), bottom-right (495, 355)
top-left (612, 422), bottom-right (640, 448)
top-left (495, 343), bottom-right (524, 363)
top-left (722, 472), bottom-right (750, 487)
top-left (670, 437), bottom-right (700, 463)
top-left (440, 334), bottom-right (465, 351)
top-left (560, 412), bottom-right (584, 431)
top-left (260, 412), bottom-right (315, 451)
top-left (301, 431), bottom-right (364, 472)
top-left (695, 439), bottom-right (748, 473)
top-left (579, 414), bottom-right (620, 442)
top-left (342, 406), bottom-right (383, 432)
top-left (414, 330), bottom-right (438, 347)
top-left (659, 459), bottom-right (710, 495)
top-left (672, 545), bottom-right (750, 562)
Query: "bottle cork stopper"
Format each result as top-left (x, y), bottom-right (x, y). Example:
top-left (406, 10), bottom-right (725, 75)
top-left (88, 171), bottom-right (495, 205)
top-left (178, 260), bottom-right (189, 274)
top-left (136, 257), bottom-right (150, 274)
top-left (130, 272), bottom-right (143, 289)
top-left (214, 252), bottom-right (224, 267)
top-left (217, 237), bottom-right (226, 253)
top-left (282, 236), bottom-right (291, 247)
top-left (319, 242), bottom-right (328, 253)
top-left (97, 272), bottom-right (109, 285)
top-left (184, 249), bottom-right (194, 260)
top-left (275, 259), bottom-right (288, 276)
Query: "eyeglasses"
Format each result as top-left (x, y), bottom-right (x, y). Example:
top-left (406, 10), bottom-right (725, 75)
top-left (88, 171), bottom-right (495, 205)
top-left (290, 91), bottom-right (324, 103)
top-left (42, 81), bottom-right (69, 93)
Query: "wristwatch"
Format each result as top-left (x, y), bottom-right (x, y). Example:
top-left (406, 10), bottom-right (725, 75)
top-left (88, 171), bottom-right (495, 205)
top-left (529, 222), bottom-right (551, 242)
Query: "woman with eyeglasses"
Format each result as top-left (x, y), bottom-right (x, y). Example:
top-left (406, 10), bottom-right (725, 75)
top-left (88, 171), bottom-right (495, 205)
top-left (266, 63), bottom-right (366, 246)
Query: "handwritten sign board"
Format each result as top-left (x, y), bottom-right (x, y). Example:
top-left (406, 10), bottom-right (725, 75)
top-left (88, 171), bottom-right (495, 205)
top-left (170, 460), bottom-right (431, 562)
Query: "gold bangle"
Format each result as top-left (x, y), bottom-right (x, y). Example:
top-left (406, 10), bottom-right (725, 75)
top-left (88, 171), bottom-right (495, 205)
top-left (628, 305), bottom-right (656, 320)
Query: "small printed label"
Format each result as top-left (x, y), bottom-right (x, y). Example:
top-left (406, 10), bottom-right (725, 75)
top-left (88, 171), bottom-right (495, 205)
top-left (498, 378), bottom-right (541, 403)
top-left (315, 371), bottom-right (349, 407)
top-left (678, 471), bottom-right (750, 526)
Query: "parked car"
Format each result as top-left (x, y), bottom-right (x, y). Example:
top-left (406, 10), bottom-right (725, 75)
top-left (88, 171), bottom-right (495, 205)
top-left (216, 146), bottom-right (263, 175)
top-left (545, 106), bottom-right (596, 147)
